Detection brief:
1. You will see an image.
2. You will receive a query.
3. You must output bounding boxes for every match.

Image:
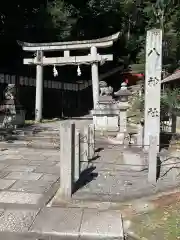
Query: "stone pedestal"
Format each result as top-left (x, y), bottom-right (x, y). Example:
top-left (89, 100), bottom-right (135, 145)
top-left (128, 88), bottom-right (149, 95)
top-left (91, 96), bottom-right (120, 131)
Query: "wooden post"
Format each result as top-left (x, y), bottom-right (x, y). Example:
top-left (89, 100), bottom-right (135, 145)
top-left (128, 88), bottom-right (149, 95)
top-left (144, 29), bottom-right (162, 150)
top-left (35, 50), bottom-right (43, 122)
top-left (60, 122), bottom-right (75, 199)
top-left (91, 46), bottom-right (99, 108)
top-left (148, 135), bottom-right (158, 184)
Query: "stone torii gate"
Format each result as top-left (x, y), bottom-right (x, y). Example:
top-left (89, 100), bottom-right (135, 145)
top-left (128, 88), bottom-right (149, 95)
top-left (18, 32), bottom-right (120, 122)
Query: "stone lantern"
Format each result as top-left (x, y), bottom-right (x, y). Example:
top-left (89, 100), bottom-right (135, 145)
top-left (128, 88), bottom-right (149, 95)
top-left (114, 82), bottom-right (131, 103)
top-left (108, 82), bottom-right (132, 144)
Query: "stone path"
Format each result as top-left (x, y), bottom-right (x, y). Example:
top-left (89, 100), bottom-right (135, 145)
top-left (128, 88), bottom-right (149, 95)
top-left (0, 118), bottom-right (93, 210)
top-left (0, 148), bottom-right (59, 206)
top-left (70, 139), bottom-right (180, 202)
top-left (0, 119), bottom-right (180, 239)
top-left (0, 119), bottom-right (124, 239)
top-left (0, 207), bottom-right (123, 240)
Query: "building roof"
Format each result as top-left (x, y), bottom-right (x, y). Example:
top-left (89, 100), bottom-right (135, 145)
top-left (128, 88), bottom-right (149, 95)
top-left (17, 32), bottom-right (121, 51)
top-left (161, 70), bottom-right (180, 83)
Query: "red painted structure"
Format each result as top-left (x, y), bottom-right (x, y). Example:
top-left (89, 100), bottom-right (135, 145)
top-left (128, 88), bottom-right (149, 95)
top-left (122, 72), bottom-right (144, 85)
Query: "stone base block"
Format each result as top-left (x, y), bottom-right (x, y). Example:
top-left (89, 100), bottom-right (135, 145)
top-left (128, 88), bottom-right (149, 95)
top-left (93, 115), bottom-right (119, 131)
top-left (91, 102), bottom-right (120, 131)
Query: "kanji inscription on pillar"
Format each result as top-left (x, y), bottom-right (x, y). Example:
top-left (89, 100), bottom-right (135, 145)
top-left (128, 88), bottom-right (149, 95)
top-left (147, 108), bottom-right (159, 117)
top-left (144, 29), bottom-right (162, 150)
top-left (147, 77), bottom-right (160, 87)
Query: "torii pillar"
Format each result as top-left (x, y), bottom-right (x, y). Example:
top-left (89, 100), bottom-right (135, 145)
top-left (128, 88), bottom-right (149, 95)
top-left (35, 50), bottom-right (43, 122)
top-left (91, 46), bottom-right (99, 108)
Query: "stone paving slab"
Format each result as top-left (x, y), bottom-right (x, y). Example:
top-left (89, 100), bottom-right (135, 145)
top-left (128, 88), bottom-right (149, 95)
top-left (5, 165), bottom-right (37, 172)
top-left (5, 172), bottom-right (43, 181)
top-left (4, 155), bottom-right (23, 160)
top-left (10, 180), bottom-right (54, 194)
top-left (80, 209), bottom-right (123, 239)
top-left (0, 171), bottom-right (10, 179)
top-left (72, 176), bottom-right (180, 203)
top-left (22, 155), bottom-right (48, 161)
top-left (0, 163), bottom-right (9, 170)
top-left (0, 209), bottom-right (39, 232)
top-left (42, 151), bottom-right (60, 157)
top-left (28, 160), bottom-right (57, 166)
top-left (3, 159), bottom-right (31, 165)
top-left (30, 207), bottom-right (83, 236)
top-left (0, 179), bottom-right (16, 190)
top-left (39, 174), bottom-right (59, 182)
top-left (0, 141), bottom-right (59, 150)
top-left (0, 232), bottom-right (77, 240)
top-left (0, 144), bottom-right (60, 208)
top-left (34, 166), bottom-right (59, 175)
top-left (0, 235), bottom-right (37, 240)
top-left (0, 192), bottom-right (43, 205)
top-left (30, 207), bottom-right (124, 239)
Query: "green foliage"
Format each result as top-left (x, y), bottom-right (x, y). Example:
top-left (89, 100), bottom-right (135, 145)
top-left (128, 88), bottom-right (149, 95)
top-left (129, 88), bottom-right (180, 121)
top-left (1, 0), bottom-right (180, 72)
top-left (161, 88), bottom-right (180, 114)
top-left (47, 0), bottom-right (77, 39)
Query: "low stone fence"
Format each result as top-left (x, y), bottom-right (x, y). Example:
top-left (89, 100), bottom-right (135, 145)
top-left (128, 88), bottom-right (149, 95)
top-left (59, 121), bottom-right (169, 199)
top-left (59, 122), bottom-right (95, 199)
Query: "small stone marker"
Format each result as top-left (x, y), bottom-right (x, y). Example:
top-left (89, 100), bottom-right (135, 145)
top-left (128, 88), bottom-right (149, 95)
top-left (74, 128), bottom-right (80, 181)
top-left (60, 122), bottom-right (75, 199)
top-left (148, 135), bottom-right (158, 184)
top-left (88, 124), bottom-right (95, 159)
top-left (81, 126), bottom-right (89, 163)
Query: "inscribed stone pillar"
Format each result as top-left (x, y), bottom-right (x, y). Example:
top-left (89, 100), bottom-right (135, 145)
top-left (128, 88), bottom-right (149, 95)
top-left (91, 46), bottom-right (99, 108)
top-left (35, 50), bottom-right (43, 122)
top-left (144, 29), bottom-right (162, 151)
top-left (60, 122), bottom-right (75, 199)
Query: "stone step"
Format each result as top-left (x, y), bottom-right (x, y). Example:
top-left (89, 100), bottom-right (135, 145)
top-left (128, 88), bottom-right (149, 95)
top-left (0, 207), bottom-right (124, 240)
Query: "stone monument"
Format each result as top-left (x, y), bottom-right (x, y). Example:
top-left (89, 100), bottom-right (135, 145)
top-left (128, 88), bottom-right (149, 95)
top-left (144, 29), bottom-right (162, 150)
top-left (91, 81), bottom-right (120, 131)
top-left (0, 84), bottom-right (25, 129)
